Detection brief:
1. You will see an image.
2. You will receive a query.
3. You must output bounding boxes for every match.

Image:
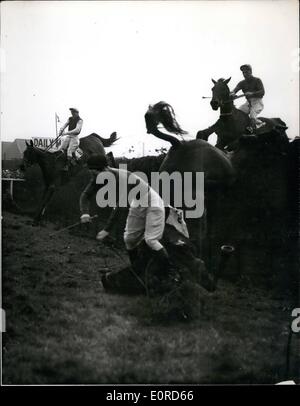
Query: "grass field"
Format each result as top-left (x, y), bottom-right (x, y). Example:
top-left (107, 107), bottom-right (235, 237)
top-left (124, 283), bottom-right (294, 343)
top-left (2, 211), bottom-right (299, 384)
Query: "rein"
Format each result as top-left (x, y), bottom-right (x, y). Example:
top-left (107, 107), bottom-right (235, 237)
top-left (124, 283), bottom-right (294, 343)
top-left (214, 93), bottom-right (246, 114)
top-left (218, 94), bottom-right (245, 117)
top-left (220, 112), bottom-right (233, 117)
top-left (219, 99), bottom-right (234, 117)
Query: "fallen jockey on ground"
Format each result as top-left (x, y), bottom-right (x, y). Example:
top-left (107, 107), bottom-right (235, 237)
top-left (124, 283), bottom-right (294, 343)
top-left (79, 154), bottom-right (216, 295)
top-left (79, 154), bottom-right (172, 276)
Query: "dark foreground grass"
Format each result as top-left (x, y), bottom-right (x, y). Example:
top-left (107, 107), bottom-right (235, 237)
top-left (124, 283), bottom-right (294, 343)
top-left (2, 212), bottom-right (299, 384)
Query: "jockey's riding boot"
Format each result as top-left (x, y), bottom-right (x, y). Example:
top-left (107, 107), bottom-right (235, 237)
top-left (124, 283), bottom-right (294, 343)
top-left (151, 247), bottom-right (171, 273)
top-left (244, 118), bottom-right (257, 134)
top-left (71, 152), bottom-right (78, 165)
top-left (127, 248), bottom-right (139, 271)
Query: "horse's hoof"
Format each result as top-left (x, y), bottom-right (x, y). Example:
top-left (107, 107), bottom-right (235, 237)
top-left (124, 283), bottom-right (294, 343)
top-left (196, 132), bottom-right (208, 141)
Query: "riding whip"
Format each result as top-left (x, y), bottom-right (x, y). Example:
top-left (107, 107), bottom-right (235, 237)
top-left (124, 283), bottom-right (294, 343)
top-left (234, 94), bottom-right (247, 100)
top-left (201, 94), bottom-right (246, 101)
top-left (43, 129), bottom-right (69, 153)
top-left (49, 215), bottom-right (98, 237)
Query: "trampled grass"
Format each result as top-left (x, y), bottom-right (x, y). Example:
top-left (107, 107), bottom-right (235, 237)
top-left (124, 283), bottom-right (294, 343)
top-left (2, 212), bottom-right (299, 384)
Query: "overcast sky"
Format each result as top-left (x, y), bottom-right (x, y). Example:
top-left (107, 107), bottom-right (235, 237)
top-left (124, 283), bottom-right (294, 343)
top-left (1, 0), bottom-right (299, 157)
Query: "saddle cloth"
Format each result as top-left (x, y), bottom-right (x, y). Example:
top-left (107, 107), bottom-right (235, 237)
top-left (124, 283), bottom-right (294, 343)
top-left (73, 147), bottom-right (84, 160)
top-left (165, 206), bottom-right (189, 239)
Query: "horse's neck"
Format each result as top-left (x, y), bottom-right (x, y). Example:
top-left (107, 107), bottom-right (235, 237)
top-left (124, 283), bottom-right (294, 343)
top-left (220, 101), bottom-right (234, 115)
top-left (35, 149), bottom-right (55, 184)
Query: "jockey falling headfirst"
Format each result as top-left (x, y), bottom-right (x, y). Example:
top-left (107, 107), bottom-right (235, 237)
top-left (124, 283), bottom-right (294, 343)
top-left (230, 64), bottom-right (266, 131)
top-left (79, 154), bottom-right (171, 274)
top-left (59, 107), bottom-right (83, 171)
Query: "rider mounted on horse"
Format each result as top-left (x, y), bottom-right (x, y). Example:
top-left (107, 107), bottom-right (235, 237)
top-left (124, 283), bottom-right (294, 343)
top-left (197, 67), bottom-right (288, 152)
top-left (230, 64), bottom-right (265, 130)
top-left (59, 107), bottom-right (83, 171)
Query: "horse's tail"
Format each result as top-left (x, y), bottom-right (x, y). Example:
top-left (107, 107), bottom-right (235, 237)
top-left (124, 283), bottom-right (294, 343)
top-left (90, 132), bottom-right (119, 147)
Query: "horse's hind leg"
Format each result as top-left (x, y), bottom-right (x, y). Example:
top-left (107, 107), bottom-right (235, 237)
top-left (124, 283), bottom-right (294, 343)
top-left (106, 151), bottom-right (116, 168)
top-left (33, 184), bottom-right (55, 226)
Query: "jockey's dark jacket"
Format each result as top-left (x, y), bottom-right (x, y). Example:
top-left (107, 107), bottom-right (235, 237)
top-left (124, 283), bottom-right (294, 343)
top-left (234, 76), bottom-right (265, 99)
top-left (68, 116), bottom-right (82, 131)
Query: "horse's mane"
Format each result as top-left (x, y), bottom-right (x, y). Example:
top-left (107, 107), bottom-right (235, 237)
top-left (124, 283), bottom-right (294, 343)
top-left (152, 101), bottom-right (187, 135)
top-left (30, 145), bottom-right (61, 155)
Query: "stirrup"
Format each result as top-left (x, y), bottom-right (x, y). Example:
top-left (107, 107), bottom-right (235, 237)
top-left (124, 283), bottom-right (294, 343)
top-left (245, 126), bottom-right (254, 134)
top-left (70, 158), bottom-right (77, 167)
top-left (256, 122), bottom-right (266, 129)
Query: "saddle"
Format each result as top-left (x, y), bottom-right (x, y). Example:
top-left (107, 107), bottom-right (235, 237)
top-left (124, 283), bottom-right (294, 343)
top-left (248, 117), bottom-right (288, 136)
top-left (240, 117), bottom-right (290, 154)
top-left (58, 148), bottom-right (116, 169)
top-left (164, 206), bottom-right (189, 239)
top-left (73, 147), bottom-right (84, 160)
top-left (243, 115), bottom-right (287, 135)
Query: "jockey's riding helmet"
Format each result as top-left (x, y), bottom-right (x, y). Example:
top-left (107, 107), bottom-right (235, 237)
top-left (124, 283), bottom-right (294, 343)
top-left (69, 107), bottom-right (79, 113)
top-left (240, 64), bottom-right (252, 72)
top-left (87, 154), bottom-right (108, 170)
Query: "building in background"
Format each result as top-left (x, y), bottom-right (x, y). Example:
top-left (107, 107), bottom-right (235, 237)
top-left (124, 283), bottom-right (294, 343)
top-left (1, 137), bottom-right (62, 162)
top-left (1, 141), bottom-right (12, 160)
top-left (1, 139), bottom-right (27, 160)
top-left (32, 137), bottom-right (62, 151)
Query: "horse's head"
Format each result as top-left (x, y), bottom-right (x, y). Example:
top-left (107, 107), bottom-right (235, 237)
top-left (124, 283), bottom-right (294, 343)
top-left (144, 101), bottom-right (187, 135)
top-left (210, 77), bottom-right (231, 110)
top-left (145, 103), bottom-right (160, 134)
top-left (20, 140), bottom-right (38, 171)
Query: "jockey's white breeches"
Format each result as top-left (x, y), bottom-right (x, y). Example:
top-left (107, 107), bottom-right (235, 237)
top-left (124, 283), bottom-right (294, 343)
top-left (238, 98), bottom-right (264, 124)
top-left (61, 135), bottom-right (79, 158)
top-left (124, 189), bottom-right (165, 251)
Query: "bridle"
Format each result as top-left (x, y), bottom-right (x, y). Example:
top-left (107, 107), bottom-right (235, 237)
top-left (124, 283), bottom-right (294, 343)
top-left (22, 145), bottom-right (44, 169)
top-left (220, 112), bottom-right (233, 117)
top-left (212, 93), bottom-right (245, 117)
top-left (21, 154), bottom-right (35, 170)
top-left (212, 97), bottom-right (234, 116)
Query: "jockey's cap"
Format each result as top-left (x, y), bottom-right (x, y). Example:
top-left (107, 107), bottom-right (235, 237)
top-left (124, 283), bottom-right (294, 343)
top-left (87, 154), bottom-right (108, 170)
top-left (240, 64), bottom-right (252, 72)
top-left (69, 107), bottom-right (79, 113)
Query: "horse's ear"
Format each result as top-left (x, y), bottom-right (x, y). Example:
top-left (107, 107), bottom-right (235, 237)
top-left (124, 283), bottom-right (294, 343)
top-left (25, 140), bottom-right (29, 146)
top-left (30, 140), bottom-right (33, 147)
top-left (224, 77), bottom-right (231, 84)
top-left (211, 78), bottom-right (217, 85)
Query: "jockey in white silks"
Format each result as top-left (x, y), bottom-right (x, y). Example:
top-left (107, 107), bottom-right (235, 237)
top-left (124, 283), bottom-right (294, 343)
top-left (79, 154), bottom-right (173, 272)
top-left (59, 107), bottom-right (83, 170)
top-left (231, 64), bottom-right (266, 131)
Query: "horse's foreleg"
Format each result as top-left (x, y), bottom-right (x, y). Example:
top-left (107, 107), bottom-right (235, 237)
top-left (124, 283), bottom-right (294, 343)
top-left (215, 141), bottom-right (227, 151)
top-left (33, 184), bottom-right (55, 225)
top-left (196, 124), bottom-right (217, 141)
top-left (186, 214), bottom-right (207, 258)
